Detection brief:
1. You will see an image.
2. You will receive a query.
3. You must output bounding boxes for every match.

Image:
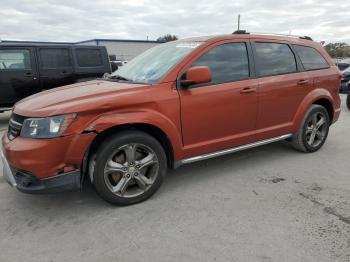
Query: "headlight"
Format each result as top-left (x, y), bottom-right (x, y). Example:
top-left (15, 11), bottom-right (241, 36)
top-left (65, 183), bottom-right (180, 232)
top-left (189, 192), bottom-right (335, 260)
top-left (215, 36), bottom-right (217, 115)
top-left (20, 114), bottom-right (76, 138)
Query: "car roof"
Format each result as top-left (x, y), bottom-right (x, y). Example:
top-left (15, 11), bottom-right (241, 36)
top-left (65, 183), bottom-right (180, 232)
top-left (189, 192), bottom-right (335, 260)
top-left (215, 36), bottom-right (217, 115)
top-left (179, 34), bottom-right (317, 46)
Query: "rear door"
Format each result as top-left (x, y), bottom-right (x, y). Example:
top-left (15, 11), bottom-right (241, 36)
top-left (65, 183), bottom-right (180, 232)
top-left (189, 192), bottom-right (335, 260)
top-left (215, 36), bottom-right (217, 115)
top-left (38, 46), bottom-right (74, 89)
top-left (0, 47), bottom-right (39, 106)
top-left (251, 40), bottom-right (312, 140)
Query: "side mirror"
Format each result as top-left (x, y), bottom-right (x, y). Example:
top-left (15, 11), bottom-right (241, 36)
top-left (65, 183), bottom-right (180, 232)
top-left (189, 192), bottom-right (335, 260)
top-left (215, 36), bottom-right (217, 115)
top-left (181, 66), bottom-right (212, 87)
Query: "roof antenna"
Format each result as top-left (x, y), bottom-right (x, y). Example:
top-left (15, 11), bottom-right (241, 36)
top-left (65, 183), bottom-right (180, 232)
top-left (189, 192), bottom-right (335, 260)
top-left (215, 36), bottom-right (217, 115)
top-left (233, 14), bottom-right (249, 34)
top-left (238, 14), bottom-right (241, 31)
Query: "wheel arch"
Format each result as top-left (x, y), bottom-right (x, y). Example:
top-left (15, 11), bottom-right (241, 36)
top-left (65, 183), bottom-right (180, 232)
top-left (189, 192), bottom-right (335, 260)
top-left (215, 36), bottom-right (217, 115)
top-left (86, 123), bottom-right (175, 169)
top-left (292, 89), bottom-right (335, 132)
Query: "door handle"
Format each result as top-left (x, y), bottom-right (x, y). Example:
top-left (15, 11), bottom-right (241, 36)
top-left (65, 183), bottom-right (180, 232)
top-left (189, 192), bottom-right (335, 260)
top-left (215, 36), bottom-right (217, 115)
top-left (240, 87), bottom-right (257, 94)
top-left (24, 72), bottom-right (33, 77)
top-left (297, 79), bottom-right (309, 85)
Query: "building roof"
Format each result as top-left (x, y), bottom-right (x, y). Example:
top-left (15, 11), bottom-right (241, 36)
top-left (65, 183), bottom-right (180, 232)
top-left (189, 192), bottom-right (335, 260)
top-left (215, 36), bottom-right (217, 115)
top-left (75, 39), bottom-right (164, 44)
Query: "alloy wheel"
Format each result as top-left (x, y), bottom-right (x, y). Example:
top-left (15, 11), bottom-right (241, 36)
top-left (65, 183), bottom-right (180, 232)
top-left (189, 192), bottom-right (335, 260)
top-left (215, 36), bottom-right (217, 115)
top-left (103, 143), bottom-right (159, 198)
top-left (305, 112), bottom-right (327, 148)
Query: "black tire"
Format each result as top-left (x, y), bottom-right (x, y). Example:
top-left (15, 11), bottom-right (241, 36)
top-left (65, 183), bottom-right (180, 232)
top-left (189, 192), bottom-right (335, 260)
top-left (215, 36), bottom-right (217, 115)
top-left (292, 105), bottom-right (330, 153)
top-left (92, 130), bottom-right (166, 206)
top-left (347, 94), bottom-right (350, 110)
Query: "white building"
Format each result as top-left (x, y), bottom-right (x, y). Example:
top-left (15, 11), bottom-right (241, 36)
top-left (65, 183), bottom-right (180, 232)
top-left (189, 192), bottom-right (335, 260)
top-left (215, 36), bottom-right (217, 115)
top-left (76, 39), bottom-right (163, 61)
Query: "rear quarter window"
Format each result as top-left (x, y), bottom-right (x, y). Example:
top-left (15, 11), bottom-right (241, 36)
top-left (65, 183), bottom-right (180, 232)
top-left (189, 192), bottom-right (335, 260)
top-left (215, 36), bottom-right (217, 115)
top-left (292, 45), bottom-right (329, 70)
top-left (76, 48), bottom-right (103, 67)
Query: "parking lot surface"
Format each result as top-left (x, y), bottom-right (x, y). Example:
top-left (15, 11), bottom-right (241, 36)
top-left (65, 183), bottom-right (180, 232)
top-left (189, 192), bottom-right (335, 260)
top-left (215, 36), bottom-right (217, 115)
top-left (1, 95), bottom-right (349, 262)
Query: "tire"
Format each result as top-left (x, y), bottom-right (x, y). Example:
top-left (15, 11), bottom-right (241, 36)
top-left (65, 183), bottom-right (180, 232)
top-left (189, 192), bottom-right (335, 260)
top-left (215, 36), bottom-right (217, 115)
top-left (292, 105), bottom-right (330, 153)
top-left (92, 130), bottom-right (166, 206)
top-left (347, 94), bottom-right (350, 110)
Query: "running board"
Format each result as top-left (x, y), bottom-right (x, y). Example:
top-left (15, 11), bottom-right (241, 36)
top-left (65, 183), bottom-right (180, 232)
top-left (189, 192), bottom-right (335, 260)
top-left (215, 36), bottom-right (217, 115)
top-left (177, 134), bottom-right (292, 167)
top-left (0, 107), bottom-right (12, 112)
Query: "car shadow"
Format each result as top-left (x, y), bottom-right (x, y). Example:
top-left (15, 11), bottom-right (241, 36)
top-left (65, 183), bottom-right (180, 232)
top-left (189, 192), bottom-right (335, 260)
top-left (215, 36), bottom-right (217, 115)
top-left (4, 140), bottom-right (295, 216)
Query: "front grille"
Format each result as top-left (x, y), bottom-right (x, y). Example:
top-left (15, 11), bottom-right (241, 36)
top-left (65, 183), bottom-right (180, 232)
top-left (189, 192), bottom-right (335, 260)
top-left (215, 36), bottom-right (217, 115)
top-left (7, 113), bottom-right (27, 140)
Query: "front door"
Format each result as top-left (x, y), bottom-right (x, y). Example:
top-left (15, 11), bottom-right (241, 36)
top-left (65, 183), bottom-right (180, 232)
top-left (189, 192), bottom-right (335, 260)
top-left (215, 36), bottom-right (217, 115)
top-left (0, 47), bottom-right (39, 106)
top-left (178, 41), bottom-right (259, 158)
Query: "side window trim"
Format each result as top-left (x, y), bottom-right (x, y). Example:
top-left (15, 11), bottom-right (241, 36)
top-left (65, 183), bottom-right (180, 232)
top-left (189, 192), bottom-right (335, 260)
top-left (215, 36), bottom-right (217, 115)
top-left (182, 41), bottom-right (252, 89)
top-left (251, 41), bottom-right (301, 78)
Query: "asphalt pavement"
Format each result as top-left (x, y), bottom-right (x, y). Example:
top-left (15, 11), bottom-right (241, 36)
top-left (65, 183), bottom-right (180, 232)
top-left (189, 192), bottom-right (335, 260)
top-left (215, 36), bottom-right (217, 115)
top-left (0, 95), bottom-right (349, 262)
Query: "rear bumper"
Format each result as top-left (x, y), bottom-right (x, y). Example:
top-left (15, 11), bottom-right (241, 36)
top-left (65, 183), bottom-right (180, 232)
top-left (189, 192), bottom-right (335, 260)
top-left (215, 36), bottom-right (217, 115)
top-left (1, 148), bottom-right (81, 193)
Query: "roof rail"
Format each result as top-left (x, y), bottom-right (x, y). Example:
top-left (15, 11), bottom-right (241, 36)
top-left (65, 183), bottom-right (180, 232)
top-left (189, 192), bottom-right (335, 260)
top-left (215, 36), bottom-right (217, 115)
top-left (299, 36), bottom-right (313, 41)
top-left (232, 30), bottom-right (250, 35)
top-left (249, 32), bottom-right (313, 41)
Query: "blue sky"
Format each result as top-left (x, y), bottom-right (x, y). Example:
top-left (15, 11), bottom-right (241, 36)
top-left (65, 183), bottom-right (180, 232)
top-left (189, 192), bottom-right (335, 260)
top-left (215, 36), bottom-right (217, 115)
top-left (0, 0), bottom-right (349, 43)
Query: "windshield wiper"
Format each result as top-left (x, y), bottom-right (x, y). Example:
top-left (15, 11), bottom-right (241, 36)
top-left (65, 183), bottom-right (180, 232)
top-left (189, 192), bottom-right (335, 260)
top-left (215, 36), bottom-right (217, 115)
top-left (107, 74), bottom-right (133, 82)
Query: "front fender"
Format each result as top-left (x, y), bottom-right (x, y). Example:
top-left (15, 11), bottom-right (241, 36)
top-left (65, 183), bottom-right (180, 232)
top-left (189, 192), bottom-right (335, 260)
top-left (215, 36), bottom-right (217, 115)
top-left (84, 109), bottom-right (184, 159)
top-left (292, 88), bottom-right (335, 132)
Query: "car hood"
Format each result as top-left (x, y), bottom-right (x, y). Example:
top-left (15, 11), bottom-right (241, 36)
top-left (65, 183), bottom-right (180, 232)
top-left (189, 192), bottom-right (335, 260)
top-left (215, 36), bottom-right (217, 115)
top-left (13, 80), bottom-right (150, 117)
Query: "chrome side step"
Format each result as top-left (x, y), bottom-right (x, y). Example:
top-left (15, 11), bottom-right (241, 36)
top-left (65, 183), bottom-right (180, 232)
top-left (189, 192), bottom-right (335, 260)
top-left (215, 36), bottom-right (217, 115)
top-left (178, 134), bottom-right (292, 166)
top-left (0, 107), bottom-right (12, 112)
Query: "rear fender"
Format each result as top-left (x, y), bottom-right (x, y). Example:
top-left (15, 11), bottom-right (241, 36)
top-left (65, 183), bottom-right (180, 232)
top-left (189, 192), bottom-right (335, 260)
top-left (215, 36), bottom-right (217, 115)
top-left (292, 88), bottom-right (335, 132)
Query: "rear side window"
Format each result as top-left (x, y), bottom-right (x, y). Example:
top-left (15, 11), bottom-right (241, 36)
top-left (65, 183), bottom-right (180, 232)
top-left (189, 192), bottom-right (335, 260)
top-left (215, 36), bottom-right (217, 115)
top-left (293, 45), bottom-right (329, 70)
top-left (0, 49), bottom-right (31, 70)
top-left (192, 42), bottom-right (249, 84)
top-left (254, 42), bottom-right (297, 77)
top-left (39, 48), bottom-right (71, 68)
top-left (76, 48), bottom-right (102, 67)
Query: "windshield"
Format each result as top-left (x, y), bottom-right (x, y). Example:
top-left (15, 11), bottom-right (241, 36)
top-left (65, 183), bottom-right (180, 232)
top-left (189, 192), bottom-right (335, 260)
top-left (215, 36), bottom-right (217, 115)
top-left (110, 41), bottom-right (202, 83)
top-left (343, 66), bottom-right (350, 73)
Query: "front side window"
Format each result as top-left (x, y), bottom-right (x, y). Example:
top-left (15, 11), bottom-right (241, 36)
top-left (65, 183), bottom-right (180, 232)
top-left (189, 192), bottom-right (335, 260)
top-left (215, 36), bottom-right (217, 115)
top-left (254, 42), bottom-right (297, 77)
top-left (192, 42), bottom-right (249, 84)
top-left (293, 45), bottom-right (329, 70)
top-left (0, 49), bottom-right (31, 70)
top-left (76, 48), bottom-right (103, 67)
top-left (39, 48), bottom-right (71, 69)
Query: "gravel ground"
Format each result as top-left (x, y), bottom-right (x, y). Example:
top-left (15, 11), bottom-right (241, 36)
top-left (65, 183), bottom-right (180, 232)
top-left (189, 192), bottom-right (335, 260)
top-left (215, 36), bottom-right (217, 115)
top-left (0, 95), bottom-right (349, 262)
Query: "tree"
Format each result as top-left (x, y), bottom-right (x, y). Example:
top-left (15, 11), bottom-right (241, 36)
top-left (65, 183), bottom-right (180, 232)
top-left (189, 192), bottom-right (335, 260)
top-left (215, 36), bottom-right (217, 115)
top-left (323, 42), bottom-right (350, 58)
top-left (157, 34), bottom-right (178, 42)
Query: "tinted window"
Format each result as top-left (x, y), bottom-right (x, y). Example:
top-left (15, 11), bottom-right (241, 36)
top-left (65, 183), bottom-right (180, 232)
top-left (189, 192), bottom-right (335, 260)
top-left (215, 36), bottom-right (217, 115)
top-left (76, 48), bottom-right (102, 67)
top-left (192, 43), bottom-right (249, 84)
top-left (0, 49), bottom-right (31, 70)
top-left (293, 45), bottom-right (329, 70)
top-left (39, 48), bottom-right (71, 68)
top-left (255, 43), bottom-right (297, 76)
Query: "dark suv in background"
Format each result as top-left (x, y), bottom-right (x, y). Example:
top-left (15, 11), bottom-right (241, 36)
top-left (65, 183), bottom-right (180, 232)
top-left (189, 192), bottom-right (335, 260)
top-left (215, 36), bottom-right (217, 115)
top-left (340, 66), bottom-right (350, 93)
top-left (0, 44), bottom-right (111, 111)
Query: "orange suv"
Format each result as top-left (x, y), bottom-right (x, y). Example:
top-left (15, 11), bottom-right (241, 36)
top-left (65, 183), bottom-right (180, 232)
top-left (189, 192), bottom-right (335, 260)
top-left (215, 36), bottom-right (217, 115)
top-left (1, 33), bottom-right (341, 205)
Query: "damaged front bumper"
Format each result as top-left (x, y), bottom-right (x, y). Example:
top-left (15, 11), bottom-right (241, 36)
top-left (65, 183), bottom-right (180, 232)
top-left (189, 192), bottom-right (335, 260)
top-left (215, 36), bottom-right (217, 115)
top-left (1, 148), bottom-right (81, 194)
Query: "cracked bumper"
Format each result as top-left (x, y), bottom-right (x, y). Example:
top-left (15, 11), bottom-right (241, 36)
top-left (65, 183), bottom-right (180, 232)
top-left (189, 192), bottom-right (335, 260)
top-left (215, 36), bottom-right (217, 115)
top-left (1, 147), bottom-right (81, 193)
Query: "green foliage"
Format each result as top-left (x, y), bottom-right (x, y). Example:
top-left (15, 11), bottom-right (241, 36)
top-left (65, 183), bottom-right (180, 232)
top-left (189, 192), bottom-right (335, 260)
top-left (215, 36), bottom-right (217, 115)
top-left (323, 42), bottom-right (350, 58)
top-left (157, 34), bottom-right (178, 42)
